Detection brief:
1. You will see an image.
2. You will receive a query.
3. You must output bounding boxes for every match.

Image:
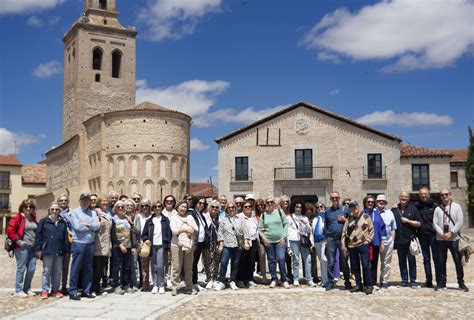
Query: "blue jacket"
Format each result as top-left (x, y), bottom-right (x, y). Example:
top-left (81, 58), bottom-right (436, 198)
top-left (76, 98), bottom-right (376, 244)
top-left (34, 216), bottom-right (68, 256)
top-left (324, 205), bottom-right (349, 238)
top-left (362, 208), bottom-right (387, 246)
top-left (141, 215), bottom-right (172, 252)
top-left (70, 206), bottom-right (100, 244)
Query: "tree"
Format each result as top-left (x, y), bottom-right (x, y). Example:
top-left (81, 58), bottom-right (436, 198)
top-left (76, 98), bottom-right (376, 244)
top-left (467, 127), bottom-right (474, 227)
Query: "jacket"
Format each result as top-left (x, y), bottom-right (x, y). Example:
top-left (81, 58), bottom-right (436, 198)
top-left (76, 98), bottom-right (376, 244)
top-left (141, 215), bottom-right (172, 252)
top-left (416, 199), bottom-right (438, 236)
top-left (433, 201), bottom-right (463, 241)
top-left (94, 210), bottom-right (113, 257)
top-left (111, 216), bottom-right (137, 249)
top-left (34, 216), bottom-right (68, 256)
top-left (7, 213), bottom-right (38, 250)
top-left (191, 209), bottom-right (210, 245)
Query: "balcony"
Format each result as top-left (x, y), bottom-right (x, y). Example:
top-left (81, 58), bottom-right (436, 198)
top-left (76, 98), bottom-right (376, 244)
top-left (0, 202), bottom-right (11, 212)
top-left (230, 169), bottom-right (253, 182)
top-left (274, 166), bottom-right (333, 180)
top-left (362, 166), bottom-right (387, 180)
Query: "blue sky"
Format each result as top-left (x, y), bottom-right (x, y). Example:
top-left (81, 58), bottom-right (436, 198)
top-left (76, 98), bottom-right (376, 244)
top-left (0, 0), bottom-right (473, 183)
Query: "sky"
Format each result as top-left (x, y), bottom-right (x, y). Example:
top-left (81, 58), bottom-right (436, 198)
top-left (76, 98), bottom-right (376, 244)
top-left (0, 0), bottom-right (473, 184)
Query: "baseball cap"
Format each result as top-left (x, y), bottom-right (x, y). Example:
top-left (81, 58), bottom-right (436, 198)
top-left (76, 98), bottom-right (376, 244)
top-left (80, 193), bottom-right (91, 200)
top-left (348, 200), bottom-right (359, 207)
top-left (245, 194), bottom-right (255, 200)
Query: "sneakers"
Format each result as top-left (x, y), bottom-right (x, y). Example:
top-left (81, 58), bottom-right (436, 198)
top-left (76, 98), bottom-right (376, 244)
top-left (206, 281), bottom-right (214, 290)
top-left (171, 287), bottom-right (177, 296)
top-left (350, 286), bottom-right (363, 293)
top-left (459, 283), bottom-right (469, 292)
top-left (166, 279), bottom-right (172, 289)
top-left (158, 287), bottom-right (165, 294)
top-left (269, 281), bottom-right (276, 288)
top-left (283, 281), bottom-right (290, 289)
top-left (26, 290), bottom-right (36, 297)
top-left (293, 280), bottom-right (300, 287)
top-left (229, 282), bottom-right (238, 290)
top-left (364, 286), bottom-right (374, 295)
top-left (41, 291), bottom-right (49, 299)
top-left (54, 291), bottom-right (64, 298)
top-left (14, 291), bottom-right (28, 298)
top-left (410, 283), bottom-right (420, 289)
top-left (151, 286), bottom-right (158, 294)
top-left (214, 282), bottom-right (225, 291)
top-left (114, 287), bottom-right (124, 295)
top-left (193, 284), bottom-right (204, 292)
top-left (248, 281), bottom-right (256, 287)
top-left (307, 281), bottom-right (317, 287)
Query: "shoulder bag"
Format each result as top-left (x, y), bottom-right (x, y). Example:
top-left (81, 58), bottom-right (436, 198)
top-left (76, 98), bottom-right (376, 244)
top-left (177, 217), bottom-right (193, 251)
top-left (290, 214), bottom-right (311, 248)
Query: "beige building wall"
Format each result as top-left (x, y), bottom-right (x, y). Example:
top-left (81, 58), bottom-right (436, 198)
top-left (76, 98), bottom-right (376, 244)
top-left (0, 165), bottom-right (22, 214)
top-left (218, 106), bottom-right (401, 205)
top-left (400, 157), bottom-right (451, 193)
top-left (451, 163), bottom-right (469, 228)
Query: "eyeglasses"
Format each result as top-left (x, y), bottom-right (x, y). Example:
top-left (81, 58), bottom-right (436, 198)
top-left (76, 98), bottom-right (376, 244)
top-left (59, 199), bottom-right (68, 203)
top-left (257, 204), bottom-right (264, 207)
top-left (117, 206), bottom-right (125, 209)
top-left (50, 208), bottom-right (60, 212)
top-left (25, 206), bottom-right (34, 210)
top-left (367, 201), bottom-right (374, 204)
top-left (187, 198), bottom-right (193, 201)
top-left (440, 193), bottom-right (449, 197)
top-left (165, 200), bottom-right (174, 204)
top-left (211, 205), bottom-right (219, 209)
top-left (243, 205), bottom-right (251, 209)
top-left (317, 206), bottom-right (324, 209)
top-left (235, 202), bottom-right (243, 205)
top-left (266, 201), bottom-right (274, 205)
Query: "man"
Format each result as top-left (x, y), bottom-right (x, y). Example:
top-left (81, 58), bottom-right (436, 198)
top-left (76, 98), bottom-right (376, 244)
top-left (234, 196), bottom-right (244, 213)
top-left (324, 191), bottom-right (352, 290)
top-left (392, 191), bottom-right (421, 288)
top-left (376, 195), bottom-right (397, 288)
top-left (342, 200), bottom-right (374, 295)
top-left (58, 194), bottom-right (71, 294)
top-left (433, 188), bottom-right (469, 292)
top-left (415, 187), bottom-right (440, 288)
top-left (218, 195), bottom-right (228, 217)
top-left (107, 191), bottom-right (119, 216)
top-left (69, 193), bottom-right (101, 300)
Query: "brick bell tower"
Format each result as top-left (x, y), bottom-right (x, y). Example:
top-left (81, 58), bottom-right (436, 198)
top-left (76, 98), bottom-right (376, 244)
top-left (62, 0), bottom-right (137, 141)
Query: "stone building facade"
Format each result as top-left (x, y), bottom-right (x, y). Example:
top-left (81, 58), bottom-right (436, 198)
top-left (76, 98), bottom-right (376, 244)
top-left (44, 0), bottom-right (191, 202)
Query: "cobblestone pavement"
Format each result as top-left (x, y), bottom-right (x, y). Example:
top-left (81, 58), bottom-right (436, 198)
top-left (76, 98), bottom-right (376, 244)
top-left (1, 230), bottom-right (473, 319)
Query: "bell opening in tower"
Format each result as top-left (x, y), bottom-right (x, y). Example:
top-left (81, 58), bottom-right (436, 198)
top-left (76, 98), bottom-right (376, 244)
top-left (99, 0), bottom-right (107, 10)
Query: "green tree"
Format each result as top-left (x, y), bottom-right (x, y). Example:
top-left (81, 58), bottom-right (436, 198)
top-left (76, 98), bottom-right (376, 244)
top-left (468, 127), bottom-right (474, 227)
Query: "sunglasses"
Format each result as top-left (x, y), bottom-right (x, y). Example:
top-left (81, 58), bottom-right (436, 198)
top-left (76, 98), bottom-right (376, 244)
top-left (117, 206), bottom-right (125, 209)
top-left (295, 205), bottom-right (302, 209)
top-left (440, 193), bottom-right (449, 196)
top-left (59, 199), bottom-right (68, 203)
top-left (266, 201), bottom-right (274, 205)
top-left (367, 201), bottom-right (374, 204)
top-left (133, 198), bottom-right (141, 201)
top-left (227, 206), bottom-right (236, 209)
top-left (50, 208), bottom-right (60, 212)
top-left (317, 206), bottom-right (323, 209)
top-left (211, 205), bottom-right (219, 209)
top-left (152, 205), bottom-right (163, 209)
top-left (243, 205), bottom-right (251, 208)
top-left (165, 200), bottom-right (174, 204)
top-left (25, 206), bottom-right (35, 210)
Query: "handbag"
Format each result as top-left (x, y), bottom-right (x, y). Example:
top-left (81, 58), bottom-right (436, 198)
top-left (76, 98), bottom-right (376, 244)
top-left (290, 214), bottom-right (312, 248)
top-left (177, 217), bottom-right (193, 251)
top-left (228, 217), bottom-right (245, 250)
top-left (444, 209), bottom-right (472, 264)
top-left (409, 237), bottom-right (421, 256)
top-left (139, 240), bottom-right (151, 257)
top-left (4, 237), bottom-right (15, 257)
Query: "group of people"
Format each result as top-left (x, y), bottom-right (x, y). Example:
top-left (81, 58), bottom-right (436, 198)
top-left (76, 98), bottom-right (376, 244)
top-left (7, 187), bottom-right (468, 300)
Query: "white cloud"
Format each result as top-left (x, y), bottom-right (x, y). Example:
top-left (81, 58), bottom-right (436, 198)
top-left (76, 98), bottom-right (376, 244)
top-left (193, 104), bottom-right (286, 128)
top-left (137, 0), bottom-right (223, 41)
top-left (0, 128), bottom-right (42, 155)
top-left (0, 0), bottom-right (64, 15)
top-left (356, 110), bottom-right (454, 127)
top-left (32, 61), bottom-right (63, 78)
top-left (27, 15), bottom-right (44, 27)
top-left (136, 79), bottom-right (229, 117)
top-left (190, 138), bottom-right (210, 151)
top-left (301, 0), bottom-right (474, 72)
top-left (329, 88), bottom-right (341, 96)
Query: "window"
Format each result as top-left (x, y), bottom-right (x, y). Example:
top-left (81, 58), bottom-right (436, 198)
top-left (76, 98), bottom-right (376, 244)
top-left (367, 153), bottom-right (382, 179)
top-left (412, 164), bottom-right (429, 191)
top-left (0, 194), bottom-right (9, 210)
top-left (92, 48), bottom-right (103, 70)
top-left (95, 74), bottom-right (100, 82)
top-left (0, 172), bottom-right (10, 188)
top-left (451, 171), bottom-right (459, 189)
top-left (111, 50), bottom-right (122, 78)
top-left (235, 157), bottom-right (249, 181)
top-left (99, 0), bottom-right (107, 10)
top-left (295, 149), bottom-right (312, 178)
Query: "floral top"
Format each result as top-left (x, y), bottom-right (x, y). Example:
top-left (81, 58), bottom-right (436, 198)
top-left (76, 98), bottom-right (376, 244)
top-left (217, 215), bottom-right (251, 248)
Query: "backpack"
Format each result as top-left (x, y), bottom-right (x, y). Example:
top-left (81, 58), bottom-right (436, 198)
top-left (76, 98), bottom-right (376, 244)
top-left (4, 214), bottom-right (24, 258)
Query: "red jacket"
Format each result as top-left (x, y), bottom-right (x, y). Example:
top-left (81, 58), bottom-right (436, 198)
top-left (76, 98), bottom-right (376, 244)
top-left (7, 212), bottom-right (38, 250)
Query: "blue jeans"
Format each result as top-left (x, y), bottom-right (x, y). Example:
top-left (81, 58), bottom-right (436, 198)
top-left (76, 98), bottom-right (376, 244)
top-left (130, 250), bottom-right (139, 288)
top-left (111, 247), bottom-right (132, 288)
top-left (151, 245), bottom-right (165, 287)
top-left (14, 246), bottom-right (36, 293)
top-left (69, 242), bottom-right (95, 295)
top-left (327, 237), bottom-right (350, 286)
top-left (219, 247), bottom-right (241, 283)
top-left (265, 242), bottom-right (287, 282)
top-left (289, 240), bottom-right (312, 282)
top-left (349, 244), bottom-right (372, 288)
top-left (419, 234), bottom-right (440, 285)
top-left (42, 255), bottom-right (63, 292)
top-left (397, 242), bottom-right (416, 284)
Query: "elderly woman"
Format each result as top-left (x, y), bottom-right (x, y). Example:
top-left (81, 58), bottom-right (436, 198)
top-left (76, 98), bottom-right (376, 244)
top-left (92, 196), bottom-right (112, 296)
top-left (215, 202), bottom-right (250, 291)
top-left (35, 202), bottom-right (68, 299)
top-left (258, 196), bottom-right (289, 289)
top-left (312, 202), bottom-right (329, 287)
top-left (122, 198), bottom-right (140, 292)
top-left (7, 199), bottom-right (39, 297)
top-left (136, 198), bottom-right (152, 291)
top-left (279, 195), bottom-right (293, 284)
top-left (237, 200), bottom-right (259, 287)
top-left (191, 196), bottom-right (209, 292)
top-left (170, 200), bottom-right (198, 295)
top-left (288, 200), bottom-right (315, 287)
top-left (110, 200), bottom-right (137, 295)
top-left (202, 199), bottom-right (222, 290)
top-left (142, 201), bottom-right (172, 294)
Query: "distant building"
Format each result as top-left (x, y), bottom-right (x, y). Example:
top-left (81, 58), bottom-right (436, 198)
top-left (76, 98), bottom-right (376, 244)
top-left (215, 101), bottom-right (469, 227)
top-left (190, 182), bottom-right (218, 200)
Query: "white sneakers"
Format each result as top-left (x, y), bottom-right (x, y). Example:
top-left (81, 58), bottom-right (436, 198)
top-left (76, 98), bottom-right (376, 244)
top-left (248, 281), bottom-right (256, 287)
top-left (158, 287), bottom-right (165, 294)
top-left (151, 286), bottom-right (158, 294)
top-left (283, 281), bottom-right (290, 289)
top-left (14, 291), bottom-right (28, 298)
top-left (26, 290), bottom-right (36, 297)
top-left (293, 280), bottom-right (300, 287)
top-left (206, 281), bottom-right (214, 290)
top-left (269, 281), bottom-right (277, 288)
top-left (214, 282), bottom-right (225, 291)
top-left (166, 279), bottom-right (172, 289)
top-left (308, 281), bottom-right (317, 287)
top-left (229, 282), bottom-right (238, 290)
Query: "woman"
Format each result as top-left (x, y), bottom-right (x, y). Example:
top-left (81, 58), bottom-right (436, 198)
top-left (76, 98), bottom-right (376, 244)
top-left (258, 196), bottom-right (289, 289)
top-left (255, 199), bottom-right (268, 282)
top-left (7, 199), bottom-right (38, 297)
top-left (92, 196), bottom-right (112, 296)
top-left (288, 200), bottom-right (315, 287)
top-left (110, 200), bottom-right (137, 294)
top-left (170, 200), bottom-right (198, 295)
top-left (312, 202), bottom-right (329, 287)
top-left (202, 200), bottom-right (222, 290)
top-left (35, 202), bottom-right (68, 299)
top-left (342, 200), bottom-right (374, 295)
top-left (361, 195), bottom-right (386, 287)
top-left (141, 201), bottom-right (172, 294)
top-left (215, 202), bottom-right (250, 291)
top-left (191, 197), bottom-right (209, 292)
top-left (136, 199), bottom-right (152, 291)
top-left (279, 196), bottom-right (293, 284)
top-left (124, 198), bottom-right (140, 292)
top-left (237, 200), bottom-right (259, 287)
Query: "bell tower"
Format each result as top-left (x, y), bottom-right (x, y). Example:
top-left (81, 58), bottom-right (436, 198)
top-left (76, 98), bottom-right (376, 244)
top-left (62, 0), bottom-right (137, 141)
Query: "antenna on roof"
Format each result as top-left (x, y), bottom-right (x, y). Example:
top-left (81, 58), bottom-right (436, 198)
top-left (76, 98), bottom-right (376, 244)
top-left (14, 141), bottom-right (17, 156)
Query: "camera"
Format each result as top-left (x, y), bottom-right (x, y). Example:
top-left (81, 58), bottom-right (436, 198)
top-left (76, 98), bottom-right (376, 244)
top-left (443, 224), bottom-right (449, 233)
